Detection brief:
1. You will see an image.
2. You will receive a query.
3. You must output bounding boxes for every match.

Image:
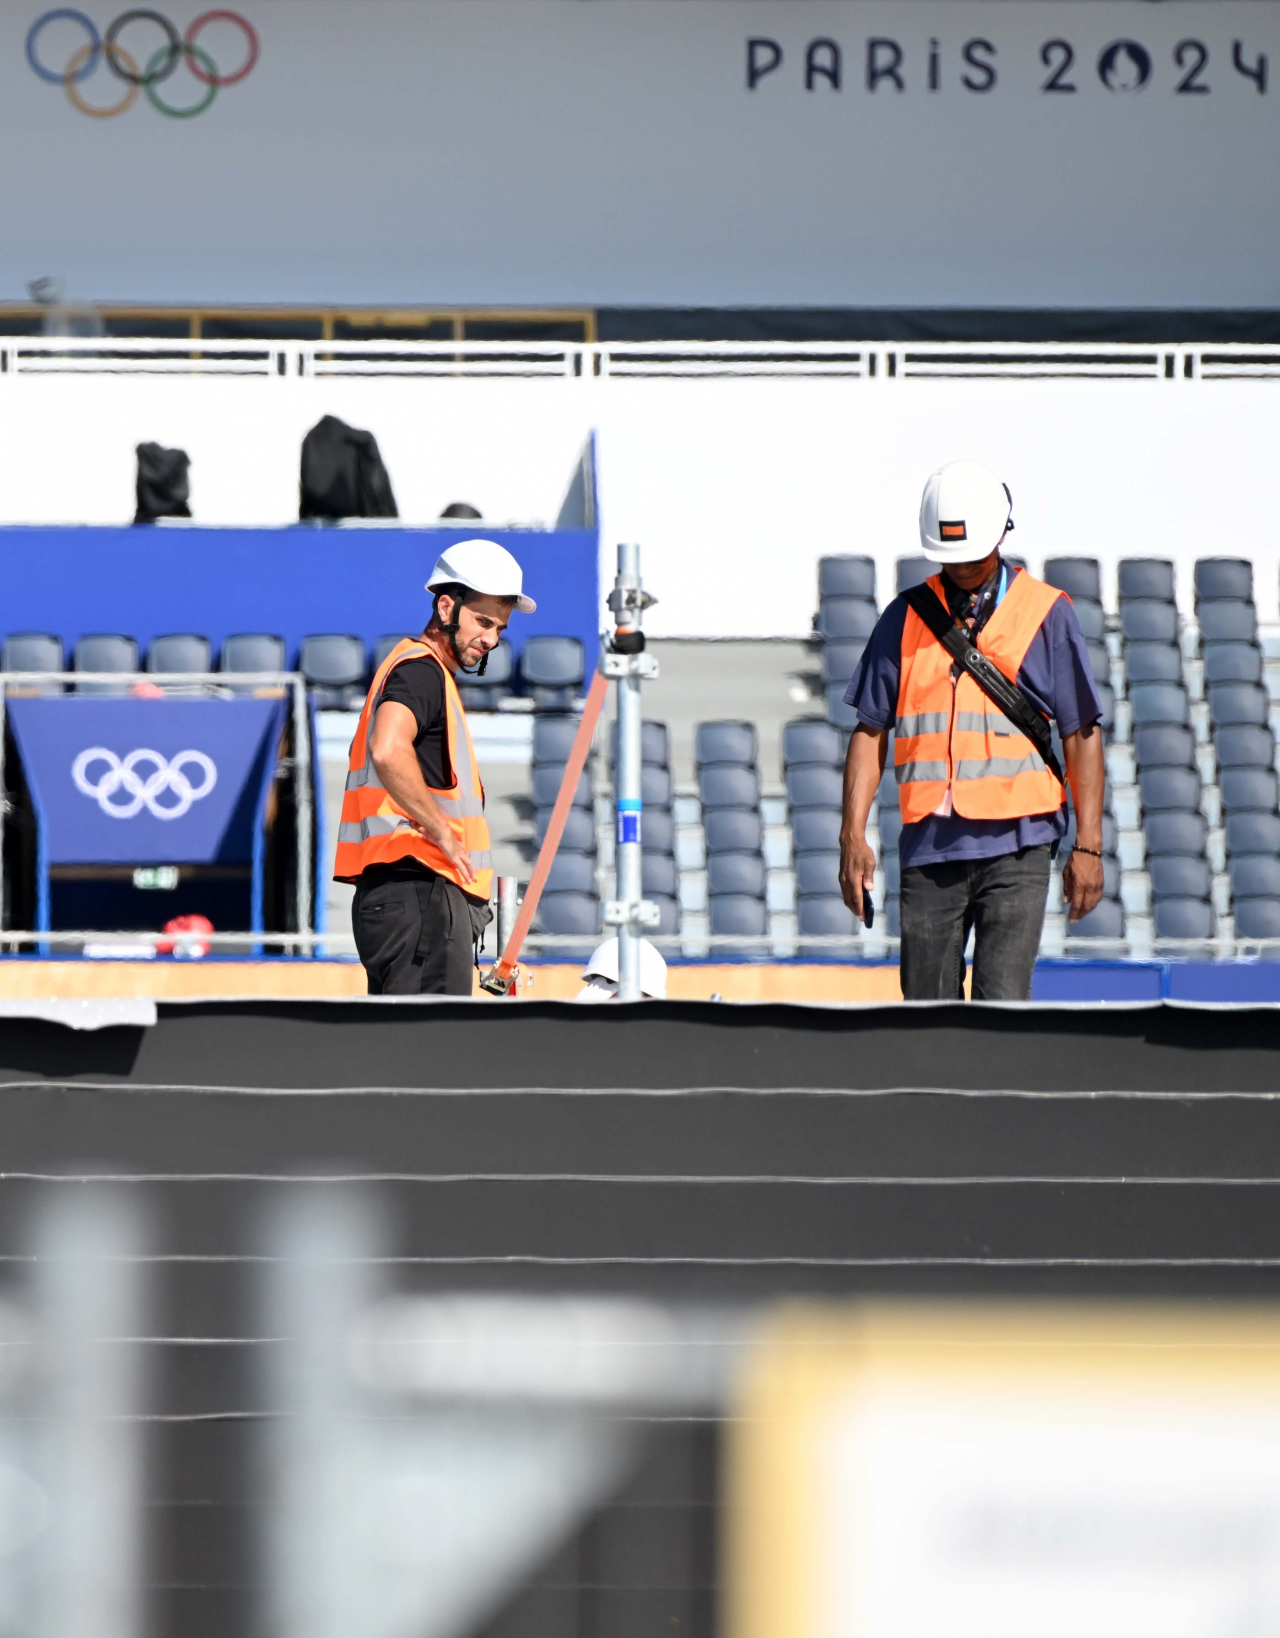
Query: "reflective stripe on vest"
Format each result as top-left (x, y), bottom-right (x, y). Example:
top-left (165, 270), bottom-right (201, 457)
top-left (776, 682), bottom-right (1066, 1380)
top-left (893, 569), bottom-right (1066, 824)
top-left (332, 638), bottom-right (494, 898)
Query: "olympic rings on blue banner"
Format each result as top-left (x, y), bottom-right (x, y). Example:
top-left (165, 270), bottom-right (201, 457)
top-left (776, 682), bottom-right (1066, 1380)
top-left (25, 7), bottom-right (258, 115)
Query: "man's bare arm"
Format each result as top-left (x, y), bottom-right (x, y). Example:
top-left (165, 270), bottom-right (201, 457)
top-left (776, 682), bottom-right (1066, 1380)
top-left (1060, 721), bottom-right (1105, 923)
top-left (838, 724), bottom-right (888, 921)
top-left (368, 700), bottom-right (477, 887)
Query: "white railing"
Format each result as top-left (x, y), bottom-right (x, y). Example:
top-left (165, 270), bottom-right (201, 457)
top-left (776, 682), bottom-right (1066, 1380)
top-left (2, 335), bottom-right (1279, 382)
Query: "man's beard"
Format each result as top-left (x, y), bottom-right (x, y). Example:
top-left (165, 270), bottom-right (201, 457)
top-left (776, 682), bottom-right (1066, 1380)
top-left (448, 628), bottom-right (488, 675)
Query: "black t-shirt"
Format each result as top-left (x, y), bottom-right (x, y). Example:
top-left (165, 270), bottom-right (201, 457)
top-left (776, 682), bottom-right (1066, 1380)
top-left (360, 655), bottom-right (453, 885)
top-left (379, 657), bottom-right (452, 789)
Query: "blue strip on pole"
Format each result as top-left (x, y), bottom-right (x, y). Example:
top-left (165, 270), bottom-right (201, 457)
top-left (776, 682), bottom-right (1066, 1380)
top-left (617, 797), bottom-right (641, 846)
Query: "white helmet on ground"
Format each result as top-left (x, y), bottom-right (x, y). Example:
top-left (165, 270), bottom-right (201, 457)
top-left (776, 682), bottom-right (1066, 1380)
top-left (425, 538), bottom-right (536, 613)
top-left (919, 461), bottom-right (1014, 565)
top-left (577, 937), bottom-right (668, 1000)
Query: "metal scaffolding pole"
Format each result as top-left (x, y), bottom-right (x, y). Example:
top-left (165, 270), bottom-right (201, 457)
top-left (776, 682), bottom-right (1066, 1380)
top-left (604, 542), bottom-right (657, 1002)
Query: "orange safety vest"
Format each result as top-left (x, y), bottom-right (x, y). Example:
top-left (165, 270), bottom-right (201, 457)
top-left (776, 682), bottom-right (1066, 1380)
top-left (333, 638), bottom-right (493, 898)
top-left (894, 569), bottom-right (1067, 824)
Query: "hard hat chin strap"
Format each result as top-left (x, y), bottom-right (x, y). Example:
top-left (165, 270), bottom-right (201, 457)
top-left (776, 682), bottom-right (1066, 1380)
top-left (439, 588), bottom-right (489, 676)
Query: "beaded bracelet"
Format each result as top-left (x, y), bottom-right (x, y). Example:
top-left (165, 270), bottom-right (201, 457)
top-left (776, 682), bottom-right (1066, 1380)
top-left (1071, 844), bottom-right (1104, 859)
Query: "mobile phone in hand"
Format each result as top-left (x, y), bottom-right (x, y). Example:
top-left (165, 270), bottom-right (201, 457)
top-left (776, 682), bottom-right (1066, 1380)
top-left (862, 893), bottom-right (874, 931)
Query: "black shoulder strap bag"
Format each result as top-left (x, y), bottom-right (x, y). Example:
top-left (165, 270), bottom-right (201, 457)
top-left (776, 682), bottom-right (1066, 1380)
top-left (902, 583), bottom-right (1066, 788)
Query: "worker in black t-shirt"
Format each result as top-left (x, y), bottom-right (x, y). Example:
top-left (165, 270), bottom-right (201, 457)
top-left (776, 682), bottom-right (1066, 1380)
top-left (334, 540), bottom-right (536, 994)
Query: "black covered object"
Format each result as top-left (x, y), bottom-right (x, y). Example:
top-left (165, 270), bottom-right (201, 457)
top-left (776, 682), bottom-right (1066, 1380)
top-left (134, 441), bottom-right (191, 524)
top-left (299, 415), bottom-right (398, 520)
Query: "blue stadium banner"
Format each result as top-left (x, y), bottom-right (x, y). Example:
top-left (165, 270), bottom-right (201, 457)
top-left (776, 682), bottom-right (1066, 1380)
top-left (8, 698), bottom-right (287, 930)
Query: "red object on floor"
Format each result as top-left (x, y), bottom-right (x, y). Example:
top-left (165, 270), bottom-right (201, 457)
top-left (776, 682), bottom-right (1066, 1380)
top-left (157, 914), bottom-right (214, 958)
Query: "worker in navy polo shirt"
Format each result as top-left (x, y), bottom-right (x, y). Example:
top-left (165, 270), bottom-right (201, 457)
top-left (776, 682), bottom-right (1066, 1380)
top-left (838, 461), bottom-right (1106, 1000)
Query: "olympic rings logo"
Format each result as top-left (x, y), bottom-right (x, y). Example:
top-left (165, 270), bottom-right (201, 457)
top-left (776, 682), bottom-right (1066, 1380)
top-left (72, 747), bottom-right (218, 819)
top-left (26, 9), bottom-right (257, 118)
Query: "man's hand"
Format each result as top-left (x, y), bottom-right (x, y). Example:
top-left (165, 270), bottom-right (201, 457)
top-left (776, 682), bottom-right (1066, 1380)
top-left (1062, 847), bottom-right (1104, 923)
top-left (421, 820), bottom-right (478, 889)
top-left (839, 833), bottom-right (877, 923)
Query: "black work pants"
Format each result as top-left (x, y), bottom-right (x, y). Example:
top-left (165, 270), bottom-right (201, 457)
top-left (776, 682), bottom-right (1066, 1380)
top-left (351, 871), bottom-right (476, 996)
top-left (898, 844), bottom-right (1051, 1001)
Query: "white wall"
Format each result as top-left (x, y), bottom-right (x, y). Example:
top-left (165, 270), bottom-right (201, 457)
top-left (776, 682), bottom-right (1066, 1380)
top-left (0, 369), bottom-right (1277, 629)
top-left (5, 1), bottom-right (1280, 307)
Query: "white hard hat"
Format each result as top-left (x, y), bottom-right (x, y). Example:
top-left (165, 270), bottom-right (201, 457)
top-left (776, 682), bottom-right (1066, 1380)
top-left (919, 461), bottom-right (1013, 565)
top-left (426, 538), bottom-right (536, 613)
top-left (580, 936), bottom-right (668, 999)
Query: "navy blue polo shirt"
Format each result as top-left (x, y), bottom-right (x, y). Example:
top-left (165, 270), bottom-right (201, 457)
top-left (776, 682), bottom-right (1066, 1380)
top-left (843, 568), bottom-right (1102, 868)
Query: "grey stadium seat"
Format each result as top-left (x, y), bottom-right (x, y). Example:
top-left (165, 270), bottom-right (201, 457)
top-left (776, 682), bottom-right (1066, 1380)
top-left (532, 764), bottom-right (591, 808)
top-left (648, 895), bottom-right (680, 936)
top-left (705, 809), bottom-right (763, 854)
top-left (896, 556), bottom-right (933, 594)
top-left (1139, 765), bottom-right (1201, 812)
top-left (545, 853), bottom-right (596, 894)
top-left (878, 807), bottom-right (904, 850)
top-left (1124, 643), bottom-right (1181, 685)
top-left (1153, 899), bottom-right (1214, 940)
top-left (819, 555), bottom-right (876, 601)
top-left (885, 898), bottom-right (901, 938)
top-left (1044, 557), bottom-right (1101, 603)
top-left (1220, 768), bottom-right (1279, 813)
top-left (643, 809), bottom-right (675, 856)
top-left (147, 634), bottom-right (212, 674)
top-left (826, 684), bottom-right (858, 732)
top-left (74, 633), bottom-right (139, 695)
top-left (1085, 640), bottom-right (1111, 686)
top-left (1199, 602), bottom-right (1257, 644)
top-left (2, 632), bottom-right (63, 673)
top-left (786, 766), bottom-right (843, 810)
top-left (793, 808), bottom-right (841, 854)
top-left (1119, 559), bottom-right (1175, 603)
top-left (1230, 855), bottom-right (1280, 901)
top-left (698, 765), bottom-right (760, 810)
top-left (1144, 810), bottom-right (1207, 858)
top-left (520, 635), bottom-right (584, 712)
top-left (220, 633), bottom-right (286, 675)
top-left (1070, 899), bottom-right (1124, 939)
top-left (373, 634), bottom-right (405, 672)
top-left (1121, 601), bottom-right (1177, 645)
top-left (794, 852), bottom-right (839, 898)
top-left (819, 598), bottom-right (878, 643)
top-left (1101, 856), bottom-right (1121, 900)
top-left (1234, 899), bottom-right (1280, 940)
top-left (883, 851), bottom-right (902, 897)
top-left (709, 895), bottom-right (767, 936)
top-left (1095, 682), bottom-right (1116, 734)
top-left (641, 766), bottom-right (673, 809)
top-left (823, 642), bottom-right (865, 688)
top-left (798, 896), bottom-right (860, 941)
top-left (1129, 683), bottom-right (1188, 729)
top-left (783, 719), bottom-right (843, 768)
top-left (1133, 724), bottom-right (1194, 769)
top-left (877, 763), bottom-right (900, 808)
top-left (538, 891), bottom-right (599, 937)
top-left (1209, 683), bottom-right (1269, 728)
top-left (642, 853), bottom-right (678, 897)
top-left (1195, 558), bottom-right (1253, 603)
top-left (1226, 812), bottom-right (1280, 856)
top-left (1204, 643), bottom-right (1262, 686)
top-left (300, 634), bottom-right (366, 707)
top-left (611, 720), bottom-right (671, 768)
top-left (1215, 726), bottom-right (1274, 769)
top-left (696, 721), bottom-right (757, 768)
top-left (1072, 600), bottom-right (1106, 642)
top-left (535, 805), bottom-right (595, 852)
top-left (533, 715), bottom-right (580, 764)
top-left (1150, 856), bottom-right (1211, 901)
top-left (707, 852), bottom-right (766, 897)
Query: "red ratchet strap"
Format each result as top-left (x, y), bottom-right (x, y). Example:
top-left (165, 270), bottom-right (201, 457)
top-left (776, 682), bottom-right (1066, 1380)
top-left (480, 668), bottom-right (609, 995)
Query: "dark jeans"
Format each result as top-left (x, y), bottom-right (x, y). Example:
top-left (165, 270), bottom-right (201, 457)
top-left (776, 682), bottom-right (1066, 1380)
top-left (351, 871), bottom-right (476, 995)
top-left (899, 844), bottom-right (1051, 1001)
